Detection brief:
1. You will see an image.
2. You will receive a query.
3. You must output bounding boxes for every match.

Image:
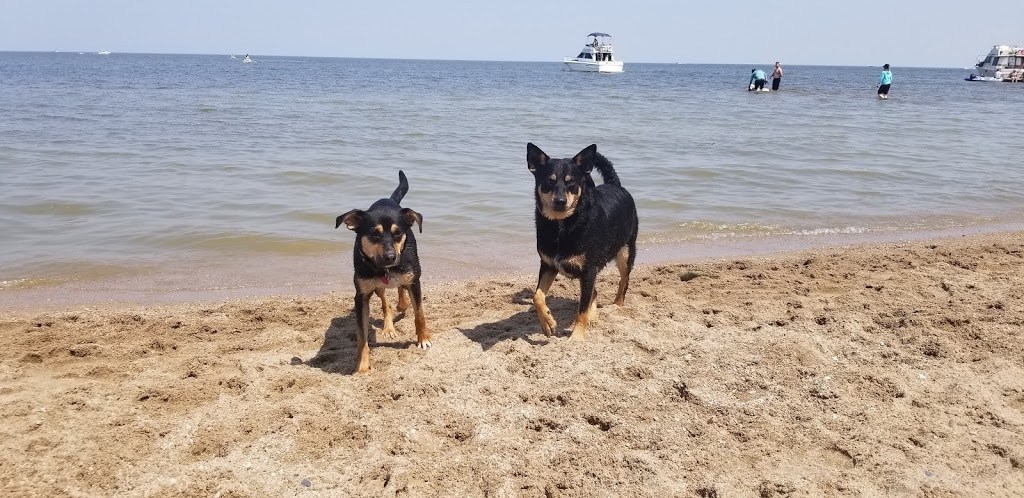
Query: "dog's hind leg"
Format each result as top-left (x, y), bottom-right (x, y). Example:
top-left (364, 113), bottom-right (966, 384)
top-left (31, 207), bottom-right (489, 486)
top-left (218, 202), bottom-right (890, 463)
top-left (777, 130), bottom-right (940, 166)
top-left (375, 288), bottom-right (397, 339)
top-left (396, 287), bottom-right (411, 313)
top-left (569, 270), bottom-right (599, 340)
top-left (614, 244), bottom-right (634, 306)
top-left (353, 293), bottom-right (372, 373)
top-left (409, 280), bottom-right (432, 349)
top-left (533, 263), bottom-right (558, 336)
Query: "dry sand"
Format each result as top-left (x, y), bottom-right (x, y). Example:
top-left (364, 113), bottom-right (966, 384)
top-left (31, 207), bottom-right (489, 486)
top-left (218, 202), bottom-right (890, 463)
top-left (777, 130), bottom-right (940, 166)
top-left (2, 232), bottom-right (1023, 497)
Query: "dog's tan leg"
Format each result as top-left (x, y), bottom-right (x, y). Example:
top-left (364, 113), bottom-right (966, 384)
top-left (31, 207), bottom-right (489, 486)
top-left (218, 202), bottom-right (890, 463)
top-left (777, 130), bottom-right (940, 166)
top-left (588, 287), bottom-right (599, 324)
top-left (570, 288), bottom-right (598, 339)
top-left (396, 287), bottom-right (410, 313)
top-left (354, 293), bottom-right (372, 373)
top-left (614, 245), bottom-right (631, 306)
top-left (409, 281), bottom-right (431, 349)
top-left (375, 288), bottom-right (397, 339)
top-left (568, 271), bottom-right (598, 340)
top-left (533, 264), bottom-right (558, 336)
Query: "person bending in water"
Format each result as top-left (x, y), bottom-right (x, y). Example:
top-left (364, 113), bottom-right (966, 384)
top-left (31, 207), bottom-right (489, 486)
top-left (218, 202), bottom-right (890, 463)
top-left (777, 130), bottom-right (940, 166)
top-left (749, 68), bottom-right (767, 91)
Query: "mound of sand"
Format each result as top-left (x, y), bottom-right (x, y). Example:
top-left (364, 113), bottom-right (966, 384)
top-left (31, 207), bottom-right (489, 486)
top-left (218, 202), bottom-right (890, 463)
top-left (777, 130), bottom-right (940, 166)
top-left (2, 233), bottom-right (1023, 496)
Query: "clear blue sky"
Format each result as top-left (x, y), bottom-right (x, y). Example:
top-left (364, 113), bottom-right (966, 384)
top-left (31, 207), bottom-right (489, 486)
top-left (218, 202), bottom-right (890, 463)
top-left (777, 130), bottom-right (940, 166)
top-left (3, 0), bottom-right (1020, 67)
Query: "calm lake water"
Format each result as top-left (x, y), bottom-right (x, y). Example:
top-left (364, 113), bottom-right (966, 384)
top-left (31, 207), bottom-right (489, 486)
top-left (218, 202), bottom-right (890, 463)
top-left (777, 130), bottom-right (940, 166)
top-left (2, 52), bottom-right (1023, 306)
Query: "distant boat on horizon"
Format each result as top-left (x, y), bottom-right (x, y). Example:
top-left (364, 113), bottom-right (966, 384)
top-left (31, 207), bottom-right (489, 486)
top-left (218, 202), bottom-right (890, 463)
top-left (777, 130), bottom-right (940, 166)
top-left (563, 33), bottom-right (624, 73)
top-left (98, 51), bottom-right (111, 55)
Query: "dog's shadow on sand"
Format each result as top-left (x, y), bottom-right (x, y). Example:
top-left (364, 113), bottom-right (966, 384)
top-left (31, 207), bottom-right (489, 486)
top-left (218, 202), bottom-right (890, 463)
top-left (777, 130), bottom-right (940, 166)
top-left (301, 310), bottom-right (420, 375)
top-left (457, 287), bottom-right (579, 351)
top-left (299, 288), bottom-right (583, 374)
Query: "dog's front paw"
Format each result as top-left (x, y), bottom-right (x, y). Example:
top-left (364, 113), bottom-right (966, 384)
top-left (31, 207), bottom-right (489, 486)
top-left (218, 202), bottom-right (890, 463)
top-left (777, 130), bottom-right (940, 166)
top-left (566, 331), bottom-right (587, 341)
top-left (417, 339), bottom-right (432, 349)
top-left (380, 322), bottom-right (398, 339)
top-left (537, 310), bottom-right (557, 337)
top-left (567, 321), bottom-right (589, 341)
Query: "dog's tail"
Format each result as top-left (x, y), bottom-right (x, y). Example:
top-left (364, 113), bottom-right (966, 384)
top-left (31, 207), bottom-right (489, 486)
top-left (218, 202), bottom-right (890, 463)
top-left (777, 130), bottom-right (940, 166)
top-left (390, 170), bottom-right (409, 203)
top-left (592, 152), bottom-right (621, 187)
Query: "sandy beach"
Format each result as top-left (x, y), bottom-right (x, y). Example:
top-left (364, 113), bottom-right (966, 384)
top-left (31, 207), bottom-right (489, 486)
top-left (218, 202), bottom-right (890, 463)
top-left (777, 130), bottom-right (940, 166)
top-left (2, 232), bottom-right (1023, 497)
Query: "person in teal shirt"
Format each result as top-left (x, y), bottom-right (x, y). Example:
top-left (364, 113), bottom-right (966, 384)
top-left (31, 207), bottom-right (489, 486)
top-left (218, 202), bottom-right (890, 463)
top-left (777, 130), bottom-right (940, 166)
top-left (749, 69), bottom-right (768, 91)
top-left (878, 64), bottom-right (892, 99)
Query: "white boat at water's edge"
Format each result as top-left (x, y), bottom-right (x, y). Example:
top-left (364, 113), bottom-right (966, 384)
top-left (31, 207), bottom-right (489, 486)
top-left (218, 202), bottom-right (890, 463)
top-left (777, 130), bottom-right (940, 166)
top-left (965, 45), bottom-right (1024, 82)
top-left (563, 33), bottom-right (623, 73)
top-left (97, 51), bottom-right (111, 55)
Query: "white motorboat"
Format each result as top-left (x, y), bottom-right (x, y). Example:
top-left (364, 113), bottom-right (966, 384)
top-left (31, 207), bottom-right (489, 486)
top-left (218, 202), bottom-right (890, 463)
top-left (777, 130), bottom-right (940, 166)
top-left (242, 55), bottom-right (254, 63)
top-left (965, 45), bottom-right (1024, 82)
top-left (563, 33), bottom-right (623, 73)
top-left (230, 54), bottom-right (237, 59)
top-left (97, 51), bottom-right (111, 55)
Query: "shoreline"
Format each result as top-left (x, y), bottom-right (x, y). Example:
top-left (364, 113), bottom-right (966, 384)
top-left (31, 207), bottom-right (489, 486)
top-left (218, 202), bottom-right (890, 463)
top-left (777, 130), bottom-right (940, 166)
top-left (3, 221), bottom-right (1023, 313)
top-left (1, 230), bottom-right (1022, 495)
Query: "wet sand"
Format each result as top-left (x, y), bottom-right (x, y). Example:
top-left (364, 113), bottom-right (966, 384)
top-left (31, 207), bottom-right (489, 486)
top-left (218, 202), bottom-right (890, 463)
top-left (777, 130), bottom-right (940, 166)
top-left (2, 232), bottom-right (1023, 496)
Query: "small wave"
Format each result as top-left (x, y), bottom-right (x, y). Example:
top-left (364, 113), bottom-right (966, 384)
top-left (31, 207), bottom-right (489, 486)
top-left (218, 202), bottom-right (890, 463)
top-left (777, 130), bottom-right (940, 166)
top-left (679, 221), bottom-right (783, 234)
top-left (10, 202), bottom-right (103, 217)
top-left (0, 261), bottom-right (145, 290)
top-left (0, 277), bottom-right (65, 290)
top-left (277, 170), bottom-right (349, 187)
top-left (284, 210), bottom-right (333, 225)
top-left (29, 113), bottom-right (98, 123)
top-left (795, 226), bottom-right (869, 236)
top-left (673, 221), bottom-right (873, 241)
top-left (152, 231), bottom-right (338, 256)
top-left (0, 278), bottom-right (32, 289)
top-left (193, 234), bottom-right (337, 255)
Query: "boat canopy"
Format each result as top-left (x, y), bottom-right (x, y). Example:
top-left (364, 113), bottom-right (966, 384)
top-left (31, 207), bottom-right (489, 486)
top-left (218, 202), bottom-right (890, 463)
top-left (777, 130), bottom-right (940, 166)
top-left (588, 32), bottom-right (612, 38)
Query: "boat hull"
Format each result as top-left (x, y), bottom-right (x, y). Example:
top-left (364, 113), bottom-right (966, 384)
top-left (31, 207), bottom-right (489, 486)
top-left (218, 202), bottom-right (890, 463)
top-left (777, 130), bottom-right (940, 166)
top-left (965, 73), bottom-right (1024, 82)
top-left (563, 59), bottom-right (623, 73)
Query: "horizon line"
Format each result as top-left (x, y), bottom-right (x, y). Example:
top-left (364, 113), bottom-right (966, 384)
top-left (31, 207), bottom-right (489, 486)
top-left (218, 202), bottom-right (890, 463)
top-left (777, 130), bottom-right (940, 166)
top-left (0, 50), bottom-right (969, 70)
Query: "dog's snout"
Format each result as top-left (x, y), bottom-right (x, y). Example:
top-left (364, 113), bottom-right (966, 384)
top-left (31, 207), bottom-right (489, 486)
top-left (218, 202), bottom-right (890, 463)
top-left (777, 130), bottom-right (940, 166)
top-left (553, 197), bottom-right (568, 208)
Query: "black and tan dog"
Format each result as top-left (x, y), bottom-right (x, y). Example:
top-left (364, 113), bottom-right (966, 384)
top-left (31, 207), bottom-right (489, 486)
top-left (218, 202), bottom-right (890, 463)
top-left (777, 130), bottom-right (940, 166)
top-left (336, 171), bottom-right (430, 373)
top-left (526, 143), bottom-right (639, 340)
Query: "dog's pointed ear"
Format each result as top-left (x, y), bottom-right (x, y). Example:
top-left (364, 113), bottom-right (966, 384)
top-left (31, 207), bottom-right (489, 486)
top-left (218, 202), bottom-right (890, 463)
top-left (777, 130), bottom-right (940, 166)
top-left (401, 208), bottom-right (423, 233)
top-left (527, 143), bottom-right (549, 173)
top-left (336, 209), bottom-right (364, 230)
top-left (572, 144), bottom-right (597, 175)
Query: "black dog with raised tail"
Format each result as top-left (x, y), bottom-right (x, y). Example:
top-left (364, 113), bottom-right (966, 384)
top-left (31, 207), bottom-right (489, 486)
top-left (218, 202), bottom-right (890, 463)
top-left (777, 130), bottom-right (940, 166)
top-left (526, 143), bottom-right (638, 340)
top-left (336, 171), bottom-right (429, 373)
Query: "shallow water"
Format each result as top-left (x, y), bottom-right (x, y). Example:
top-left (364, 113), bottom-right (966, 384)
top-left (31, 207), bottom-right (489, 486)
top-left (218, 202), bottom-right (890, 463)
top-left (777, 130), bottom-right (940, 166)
top-left (2, 52), bottom-right (1023, 305)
